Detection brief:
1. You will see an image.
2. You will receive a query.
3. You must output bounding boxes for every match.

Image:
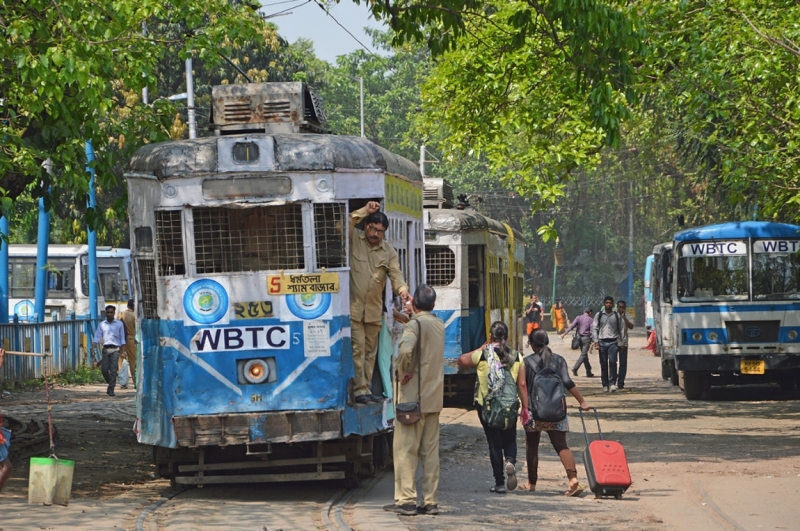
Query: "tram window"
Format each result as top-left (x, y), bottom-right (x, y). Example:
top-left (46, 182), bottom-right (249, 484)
top-left (425, 246), bottom-right (455, 286)
top-left (753, 245), bottom-right (800, 300)
top-left (137, 259), bottom-right (158, 319)
top-left (313, 203), bottom-right (346, 269)
top-left (135, 227), bottom-right (153, 252)
top-left (156, 211), bottom-right (186, 276)
top-left (232, 142), bottom-right (259, 163)
top-left (193, 204), bottom-right (304, 273)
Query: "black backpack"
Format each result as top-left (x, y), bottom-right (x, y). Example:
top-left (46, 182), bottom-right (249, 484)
top-left (526, 355), bottom-right (567, 422)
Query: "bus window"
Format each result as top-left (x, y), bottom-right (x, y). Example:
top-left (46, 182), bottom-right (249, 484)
top-left (10, 261), bottom-right (35, 298)
top-left (193, 204), bottom-right (303, 273)
top-left (45, 261), bottom-right (74, 298)
top-left (677, 254), bottom-right (748, 301)
top-left (752, 243), bottom-right (800, 300)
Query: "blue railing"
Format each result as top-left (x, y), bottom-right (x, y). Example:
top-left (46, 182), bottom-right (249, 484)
top-left (0, 318), bottom-right (102, 383)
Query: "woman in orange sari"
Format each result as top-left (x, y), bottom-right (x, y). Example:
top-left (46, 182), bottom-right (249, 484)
top-left (550, 301), bottom-right (569, 334)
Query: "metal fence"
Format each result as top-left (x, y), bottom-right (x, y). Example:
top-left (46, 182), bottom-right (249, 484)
top-left (0, 318), bottom-right (102, 383)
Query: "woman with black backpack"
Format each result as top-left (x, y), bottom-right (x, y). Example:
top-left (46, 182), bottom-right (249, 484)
top-left (457, 321), bottom-right (524, 494)
top-left (517, 329), bottom-right (591, 496)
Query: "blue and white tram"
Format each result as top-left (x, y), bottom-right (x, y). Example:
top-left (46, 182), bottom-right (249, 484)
top-left (124, 82), bottom-right (424, 485)
top-left (656, 222), bottom-right (800, 399)
top-left (422, 190), bottom-right (525, 405)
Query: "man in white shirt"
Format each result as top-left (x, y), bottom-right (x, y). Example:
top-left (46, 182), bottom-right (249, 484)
top-left (92, 305), bottom-right (126, 397)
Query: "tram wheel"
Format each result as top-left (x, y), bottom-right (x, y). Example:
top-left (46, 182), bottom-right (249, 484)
top-left (683, 371), bottom-right (704, 400)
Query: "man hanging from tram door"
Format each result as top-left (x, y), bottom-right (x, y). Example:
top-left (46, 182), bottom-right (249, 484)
top-left (349, 200), bottom-right (412, 404)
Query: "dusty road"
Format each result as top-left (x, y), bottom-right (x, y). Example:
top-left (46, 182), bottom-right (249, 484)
top-left (1, 330), bottom-right (799, 530)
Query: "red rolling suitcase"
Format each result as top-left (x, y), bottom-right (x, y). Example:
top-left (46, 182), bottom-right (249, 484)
top-left (579, 407), bottom-right (631, 499)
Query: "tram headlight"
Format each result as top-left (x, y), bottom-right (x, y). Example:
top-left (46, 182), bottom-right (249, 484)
top-left (243, 359), bottom-right (270, 384)
top-left (708, 331), bottom-right (718, 342)
top-left (788, 330), bottom-right (799, 341)
top-left (692, 332), bottom-right (702, 342)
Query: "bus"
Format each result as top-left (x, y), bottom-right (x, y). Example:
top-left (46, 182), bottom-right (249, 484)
top-left (7, 245), bottom-right (131, 322)
top-left (125, 82), bottom-right (424, 486)
top-left (653, 222), bottom-right (800, 399)
top-left (644, 254), bottom-right (654, 331)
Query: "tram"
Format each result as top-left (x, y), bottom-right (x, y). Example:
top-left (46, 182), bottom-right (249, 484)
top-left (422, 183), bottom-right (525, 406)
top-left (652, 222), bottom-right (800, 399)
top-left (7, 245), bottom-right (131, 322)
top-left (125, 82), bottom-right (424, 485)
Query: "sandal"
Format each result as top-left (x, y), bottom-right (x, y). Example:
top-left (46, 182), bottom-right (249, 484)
top-left (565, 483), bottom-right (586, 497)
top-left (490, 485), bottom-right (507, 494)
top-left (518, 482), bottom-right (536, 492)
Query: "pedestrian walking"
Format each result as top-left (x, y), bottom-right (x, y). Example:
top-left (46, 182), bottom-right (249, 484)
top-left (550, 300), bottom-right (569, 334)
top-left (92, 305), bottom-right (126, 397)
top-left (517, 330), bottom-right (591, 495)
top-left (561, 307), bottom-right (595, 377)
top-left (615, 300), bottom-right (635, 390)
top-left (591, 296), bottom-right (626, 392)
top-left (524, 294), bottom-right (543, 336)
top-left (457, 321), bottom-right (523, 494)
top-left (118, 299), bottom-right (137, 388)
top-left (386, 284), bottom-right (444, 516)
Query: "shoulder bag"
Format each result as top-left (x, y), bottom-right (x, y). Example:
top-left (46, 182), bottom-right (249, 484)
top-left (395, 320), bottom-right (422, 424)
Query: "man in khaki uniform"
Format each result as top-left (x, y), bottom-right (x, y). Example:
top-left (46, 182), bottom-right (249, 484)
top-left (349, 201), bottom-right (411, 404)
top-left (386, 284), bottom-right (444, 516)
top-left (118, 300), bottom-right (137, 388)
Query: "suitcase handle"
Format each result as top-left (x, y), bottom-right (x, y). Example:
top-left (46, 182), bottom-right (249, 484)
top-left (578, 406), bottom-right (603, 446)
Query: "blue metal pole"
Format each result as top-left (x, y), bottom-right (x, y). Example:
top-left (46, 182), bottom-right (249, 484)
top-left (86, 140), bottom-right (99, 320)
top-left (34, 194), bottom-right (50, 323)
top-left (0, 216), bottom-right (8, 323)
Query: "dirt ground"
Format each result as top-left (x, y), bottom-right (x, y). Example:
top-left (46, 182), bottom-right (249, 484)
top-left (2, 330), bottom-right (800, 531)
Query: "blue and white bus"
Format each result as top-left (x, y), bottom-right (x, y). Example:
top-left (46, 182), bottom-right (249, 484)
top-left (644, 254), bottom-right (654, 331)
top-left (7, 244), bottom-right (131, 322)
top-left (655, 222), bottom-right (800, 399)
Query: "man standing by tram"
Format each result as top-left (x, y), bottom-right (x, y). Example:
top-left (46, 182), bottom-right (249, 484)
top-left (118, 299), bottom-right (137, 388)
top-left (350, 201), bottom-right (411, 404)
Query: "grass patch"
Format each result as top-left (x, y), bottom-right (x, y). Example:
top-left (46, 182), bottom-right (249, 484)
top-left (0, 364), bottom-right (104, 391)
top-left (54, 365), bottom-right (104, 385)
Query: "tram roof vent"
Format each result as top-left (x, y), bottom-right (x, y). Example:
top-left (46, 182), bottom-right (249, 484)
top-left (211, 82), bottom-right (331, 135)
top-left (423, 178), bottom-right (454, 209)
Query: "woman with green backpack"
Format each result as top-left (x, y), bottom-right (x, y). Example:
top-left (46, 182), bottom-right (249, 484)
top-left (457, 322), bottom-right (524, 494)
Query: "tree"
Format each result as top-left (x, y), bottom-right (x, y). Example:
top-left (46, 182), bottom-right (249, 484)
top-left (0, 0), bottom-right (275, 216)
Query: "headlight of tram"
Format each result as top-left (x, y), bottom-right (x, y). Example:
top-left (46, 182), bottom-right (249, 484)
top-left (244, 359), bottom-right (270, 384)
top-left (692, 332), bottom-right (702, 342)
top-left (788, 330), bottom-right (799, 341)
top-left (708, 331), bottom-right (718, 342)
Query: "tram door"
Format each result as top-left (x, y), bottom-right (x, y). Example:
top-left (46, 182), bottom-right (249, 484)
top-left (465, 245), bottom-right (487, 352)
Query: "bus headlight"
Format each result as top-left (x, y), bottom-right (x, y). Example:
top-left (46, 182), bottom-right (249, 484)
top-left (788, 330), bottom-right (798, 341)
top-left (708, 331), bottom-right (718, 342)
top-left (692, 332), bottom-right (702, 342)
top-left (244, 359), bottom-right (270, 384)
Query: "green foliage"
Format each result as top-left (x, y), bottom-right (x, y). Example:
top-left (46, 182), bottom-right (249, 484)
top-left (54, 364), bottom-right (104, 385)
top-left (0, 0), bottom-right (275, 215)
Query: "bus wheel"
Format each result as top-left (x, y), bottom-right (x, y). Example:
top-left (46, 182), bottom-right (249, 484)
top-left (683, 371), bottom-right (704, 400)
top-left (661, 360), bottom-right (671, 381)
top-left (669, 361), bottom-right (679, 386)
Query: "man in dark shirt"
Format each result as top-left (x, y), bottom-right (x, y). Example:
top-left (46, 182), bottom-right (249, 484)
top-left (561, 308), bottom-right (595, 377)
top-left (524, 294), bottom-right (543, 336)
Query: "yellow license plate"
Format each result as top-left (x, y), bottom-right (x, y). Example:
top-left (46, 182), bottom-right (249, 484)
top-left (741, 360), bottom-right (765, 375)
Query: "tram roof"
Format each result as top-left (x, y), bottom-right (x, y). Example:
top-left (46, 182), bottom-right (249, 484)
top-left (127, 134), bottom-right (422, 182)
top-left (674, 221), bottom-right (800, 241)
top-left (426, 208), bottom-right (524, 241)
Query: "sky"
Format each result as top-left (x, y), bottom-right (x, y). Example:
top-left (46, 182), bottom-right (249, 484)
top-left (265, 0), bottom-right (387, 64)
